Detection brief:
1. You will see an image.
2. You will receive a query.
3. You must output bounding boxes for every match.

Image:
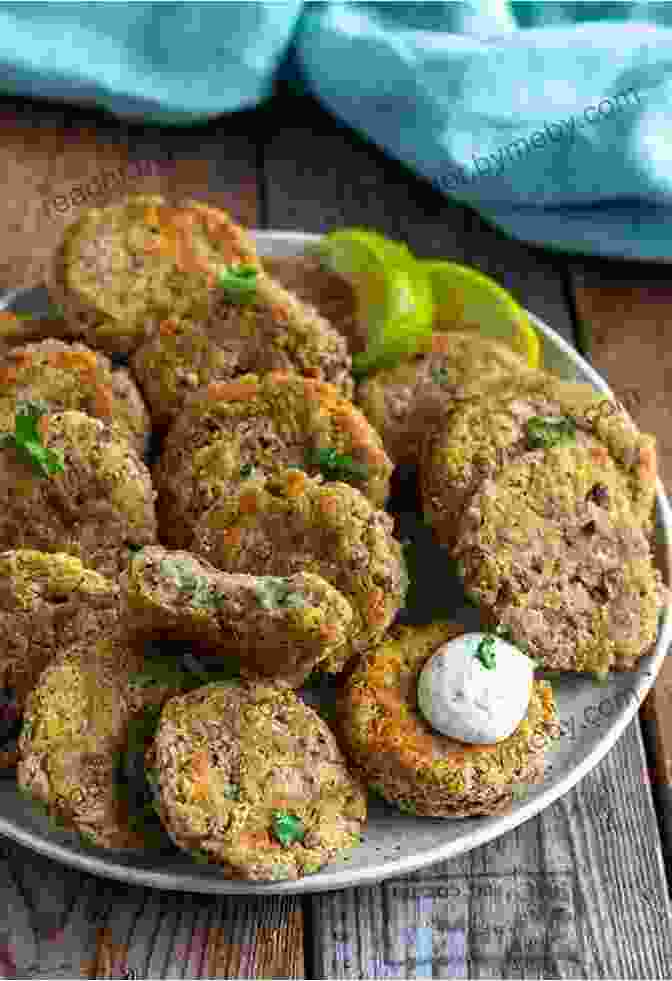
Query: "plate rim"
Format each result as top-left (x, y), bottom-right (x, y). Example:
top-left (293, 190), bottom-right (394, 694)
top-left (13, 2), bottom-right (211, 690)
top-left (0, 229), bottom-right (670, 896)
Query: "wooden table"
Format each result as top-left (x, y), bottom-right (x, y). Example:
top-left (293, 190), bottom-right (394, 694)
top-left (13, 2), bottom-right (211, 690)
top-left (0, 85), bottom-right (671, 979)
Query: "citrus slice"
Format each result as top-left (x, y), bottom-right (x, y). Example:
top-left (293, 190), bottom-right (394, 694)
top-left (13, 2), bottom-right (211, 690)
top-left (420, 260), bottom-right (541, 370)
top-left (313, 229), bottom-right (434, 375)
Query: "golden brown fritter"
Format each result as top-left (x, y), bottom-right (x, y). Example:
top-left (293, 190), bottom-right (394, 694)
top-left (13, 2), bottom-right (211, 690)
top-left (421, 373), bottom-right (658, 549)
top-left (0, 339), bottom-right (150, 455)
top-left (190, 471), bottom-right (405, 673)
top-left (48, 194), bottom-right (261, 355)
top-left (17, 637), bottom-right (181, 850)
top-left (154, 373), bottom-right (392, 550)
top-left (150, 679), bottom-right (367, 880)
top-left (121, 546), bottom-right (354, 686)
top-left (0, 409), bottom-right (157, 577)
top-left (455, 445), bottom-right (666, 674)
top-left (357, 331), bottom-right (530, 466)
top-left (338, 623), bottom-right (559, 817)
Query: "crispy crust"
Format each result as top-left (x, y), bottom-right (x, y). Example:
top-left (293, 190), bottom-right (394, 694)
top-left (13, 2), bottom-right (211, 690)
top-left (17, 637), bottom-right (178, 849)
top-left (48, 194), bottom-right (261, 355)
top-left (0, 410), bottom-right (157, 577)
top-left (0, 549), bottom-right (117, 718)
top-left (151, 680), bottom-right (367, 880)
top-left (154, 373), bottom-right (392, 546)
top-left (455, 446), bottom-right (667, 673)
top-left (120, 546), bottom-right (354, 686)
top-left (337, 622), bottom-right (559, 817)
top-left (0, 339), bottom-right (150, 455)
top-left (131, 276), bottom-right (353, 429)
top-left (357, 331), bottom-right (529, 466)
top-left (421, 373), bottom-right (657, 550)
top-left (190, 472), bottom-right (405, 672)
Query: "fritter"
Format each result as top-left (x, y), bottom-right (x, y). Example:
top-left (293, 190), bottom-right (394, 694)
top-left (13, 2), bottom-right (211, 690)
top-left (0, 409), bottom-right (157, 577)
top-left (357, 331), bottom-right (529, 466)
top-left (150, 679), bottom-right (367, 880)
top-left (455, 445), bottom-right (667, 673)
top-left (0, 311), bottom-right (72, 355)
top-left (48, 194), bottom-right (261, 355)
top-left (0, 550), bottom-right (117, 721)
top-left (17, 637), bottom-right (180, 849)
top-left (421, 373), bottom-right (658, 549)
top-left (121, 546), bottom-right (354, 686)
top-left (191, 471), bottom-right (406, 672)
top-left (0, 339), bottom-right (150, 455)
top-left (337, 622), bottom-right (559, 817)
top-left (131, 269), bottom-right (353, 428)
top-left (154, 373), bottom-right (392, 548)
top-left (262, 253), bottom-right (360, 352)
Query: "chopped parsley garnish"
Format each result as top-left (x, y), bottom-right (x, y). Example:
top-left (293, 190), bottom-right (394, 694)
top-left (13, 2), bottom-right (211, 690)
top-left (307, 447), bottom-right (369, 483)
top-left (511, 782), bottom-right (529, 801)
top-left (127, 543), bottom-right (144, 554)
top-left (0, 401), bottom-right (64, 478)
top-left (239, 462), bottom-right (255, 479)
top-left (218, 265), bottom-right (258, 304)
top-left (271, 810), bottom-right (305, 847)
top-left (159, 557), bottom-right (223, 609)
top-left (525, 415), bottom-right (576, 451)
top-left (254, 577), bottom-right (305, 611)
top-left (494, 622), bottom-right (513, 642)
top-left (431, 365), bottom-right (452, 386)
top-left (475, 634), bottom-right (497, 670)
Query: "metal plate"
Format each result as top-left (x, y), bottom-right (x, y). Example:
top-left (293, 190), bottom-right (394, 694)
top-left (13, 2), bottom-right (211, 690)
top-left (0, 230), bottom-right (670, 895)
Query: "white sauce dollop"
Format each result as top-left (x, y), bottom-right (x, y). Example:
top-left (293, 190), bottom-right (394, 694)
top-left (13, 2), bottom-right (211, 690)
top-left (416, 633), bottom-right (534, 744)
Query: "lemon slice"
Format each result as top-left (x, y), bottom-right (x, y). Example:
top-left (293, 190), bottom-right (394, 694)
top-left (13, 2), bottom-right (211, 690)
top-left (314, 229), bottom-right (434, 375)
top-left (421, 260), bottom-right (541, 370)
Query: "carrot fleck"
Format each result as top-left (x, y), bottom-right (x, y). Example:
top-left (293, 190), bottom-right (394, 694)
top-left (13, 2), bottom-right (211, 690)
top-left (238, 492), bottom-right (258, 516)
top-left (207, 380), bottom-right (259, 402)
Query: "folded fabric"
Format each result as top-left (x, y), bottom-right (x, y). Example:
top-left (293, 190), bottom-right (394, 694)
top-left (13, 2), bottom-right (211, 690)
top-left (293, 2), bottom-right (672, 261)
top-left (3, 1), bottom-right (672, 260)
top-left (0, 1), bottom-right (302, 123)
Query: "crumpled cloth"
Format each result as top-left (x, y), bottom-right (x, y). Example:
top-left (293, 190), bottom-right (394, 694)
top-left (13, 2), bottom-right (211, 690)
top-left (4, 1), bottom-right (672, 260)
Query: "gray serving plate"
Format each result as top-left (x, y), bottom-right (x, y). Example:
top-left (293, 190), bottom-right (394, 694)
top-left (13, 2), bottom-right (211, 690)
top-left (0, 230), bottom-right (670, 895)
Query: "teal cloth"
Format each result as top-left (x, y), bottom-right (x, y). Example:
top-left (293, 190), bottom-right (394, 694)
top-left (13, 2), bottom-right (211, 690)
top-left (3, 1), bottom-right (672, 261)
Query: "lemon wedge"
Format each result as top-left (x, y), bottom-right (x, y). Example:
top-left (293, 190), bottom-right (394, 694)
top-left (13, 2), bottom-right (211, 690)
top-left (420, 260), bottom-right (541, 370)
top-left (314, 229), bottom-right (434, 375)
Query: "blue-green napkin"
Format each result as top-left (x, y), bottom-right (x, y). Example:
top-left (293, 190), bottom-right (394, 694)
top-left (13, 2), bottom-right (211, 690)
top-left (4, 1), bottom-right (672, 261)
top-left (293, 2), bottom-right (672, 261)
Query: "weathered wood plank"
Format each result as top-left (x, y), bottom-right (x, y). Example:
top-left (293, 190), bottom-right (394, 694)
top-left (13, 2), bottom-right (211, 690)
top-left (0, 840), bottom-right (306, 979)
top-left (261, 89), bottom-right (575, 346)
top-left (0, 96), bottom-right (258, 293)
top-left (309, 721), bottom-right (672, 980)
top-left (569, 260), bottom-right (672, 870)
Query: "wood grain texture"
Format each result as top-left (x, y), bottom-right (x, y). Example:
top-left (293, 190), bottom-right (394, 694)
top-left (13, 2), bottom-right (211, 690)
top-left (0, 96), bottom-right (258, 293)
top-left (260, 88), bottom-right (576, 346)
top-left (309, 721), bottom-right (672, 980)
top-left (570, 262), bottom-right (672, 865)
top-left (0, 837), bottom-right (305, 979)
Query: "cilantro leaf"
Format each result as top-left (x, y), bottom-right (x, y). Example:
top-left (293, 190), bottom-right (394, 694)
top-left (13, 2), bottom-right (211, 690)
top-left (218, 265), bottom-right (258, 304)
top-left (307, 447), bottom-right (369, 483)
top-left (254, 577), bottom-right (305, 611)
top-left (158, 557), bottom-right (223, 609)
top-left (475, 634), bottom-right (497, 670)
top-left (431, 365), bottom-right (452, 387)
top-left (271, 810), bottom-right (305, 847)
top-left (0, 401), bottom-right (64, 478)
top-left (525, 415), bottom-right (576, 451)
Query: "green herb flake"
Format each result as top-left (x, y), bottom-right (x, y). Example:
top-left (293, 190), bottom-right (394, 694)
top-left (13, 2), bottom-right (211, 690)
top-left (159, 558), bottom-right (222, 609)
top-left (511, 782), bottom-right (529, 801)
top-left (307, 446), bottom-right (369, 483)
top-left (431, 365), bottom-right (452, 387)
top-left (239, 462), bottom-right (255, 479)
top-left (525, 415), bottom-right (576, 451)
top-left (218, 264), bottom-right (258, 304)
top-left (0, 401), bottom-right (65, 478)
top-left (254, 577), bottom-right (305, 611)
top-left (475, 634), bottom-right (497, 670)
top-left (222, 783), bottom-right (240, 801)
top-left (397, 799), bottom-right (417, 815)
top-left (271, 810), bottom-right (305, 847)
